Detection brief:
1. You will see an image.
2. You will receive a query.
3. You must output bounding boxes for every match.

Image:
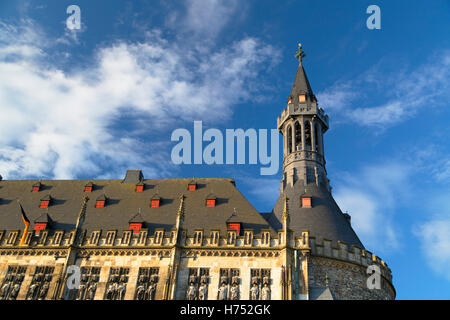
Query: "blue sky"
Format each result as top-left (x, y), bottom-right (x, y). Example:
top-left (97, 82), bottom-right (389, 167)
top-left (0, 0), bottom-right (449, 299)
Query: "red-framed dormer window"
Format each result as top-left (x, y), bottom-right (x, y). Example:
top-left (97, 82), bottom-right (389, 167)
top-left (32, 184), bottom-right (40, 192)
top-left (188, 183), bottom-right (197, 191)
top-left (301, 196), bottom-right (312, 208)
top-left (84, 186), bottom-right (93, 193)
top-left (227, 222), bottom-right (240, 235)
top-left (136, 184), bottom-right (144, 192)
top-left (129, 223), bottom-right (142, 234)
top-left (40, 200), bottom-right (50, 208)
top-left (151, 199), bottom-right (160, 208)
top-left (206, 199), bottom-right (216, 207)
top-left (95, 200), bottom-right (105, 208)
top-left (34, 222), bottom-right (47, 234)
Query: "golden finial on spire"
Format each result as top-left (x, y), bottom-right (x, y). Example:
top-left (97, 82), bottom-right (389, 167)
top-left (294, 43), bottom-right (306, 64)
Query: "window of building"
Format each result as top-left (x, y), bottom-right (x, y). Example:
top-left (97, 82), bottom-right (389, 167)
top-left (105, 231), bottom-right (116, 245)
top-left (129, 222), bottom-right (142, 234)
top-left (84, 182), bottom-right (93, 193)
top-left (262, 232), bottom-right (270, 246)
top-left (210, 231), bottom-right (219, 245)
top-left (122, 231), bottom-right (131, 245)
top-left (301, 196), bottom-right (312, 208)
top-left (227, 222), bottom-right (241, 235)
top-left (227, 231), bottom-right (236, 245)
top-left (53, 231), bottom-right (64, 245)
top-left (299, 94), bottom-right (306, 102)
top-left (90, 231), bottom-right (100, 245)
top-left (34, 222), bottom-right (47, 234)
top-left (193, 231), bottom-right (203, 245)
top-left (154, 230), bottom-right (163, 244)
top-left (244, 231), bottom-right (253, 246)
top-left (31, 182), bottom-right (41, 192)
top-left (138, 230), bottom-right (148, 245)
top-left (135, 183), bottom-right (144, 192)
top-left (6, 231), bottom-right (18, 245)
top-left (95, 195), bottom-right (106, 208)
top-left (188, 183), bottom-right (197, 191)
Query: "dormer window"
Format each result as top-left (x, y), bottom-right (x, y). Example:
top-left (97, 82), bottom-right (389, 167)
top-left (95, 195), bottom-right (107, 208)
top-left (301, 196), bottom-right (312, 208)
top-left (130, 223), bottom-right (142, 234)
top-left (129, 210), bottom-right (144, 233)
top-left (227, 222), bottom-right (241, 235)
top-left (32, 182), bottom-right (41, 192)
top-left (84, 182), bottom-right (93, 193)
top-left (299, 94), bottom-right (306, 102)
top-left (40, 195), bottom-right (51, 208)
top-left (188, 181), bottom-right (197, 191)
top-left (135, 182), bottom-right (144, 192)
top-left (206, 194), bottom-right (216, 207)
top-left (151, 195), bottom-right (161, 208)
top-left (34, 222), bottom-right (47, 234)
top-left (287, 97), bottom-right (292, 104)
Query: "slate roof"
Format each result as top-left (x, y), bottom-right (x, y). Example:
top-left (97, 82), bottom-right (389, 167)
top-left (309, 286), bottom-right (336, 300)
top-left (288, 64), bottom-right (316, 105)
top-left (271, 182), bottom-right (364, 249)
top-left (0, 178), bottom-right (275, 237)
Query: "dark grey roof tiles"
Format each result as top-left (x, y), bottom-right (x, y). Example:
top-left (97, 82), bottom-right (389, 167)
top-left (271, 181), bottom-right (364, 249)
top-left (0, 178), bottom-right (275, 237)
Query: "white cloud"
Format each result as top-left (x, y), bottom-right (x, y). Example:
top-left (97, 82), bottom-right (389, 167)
top-left (414, 219), bottom-right (450, 281)
top-left (333, 162), bottom-right (412, 253)
top-left (317, 51), bottom-right (450, 127)
top-left (0, 19), bottom-right (279, 179)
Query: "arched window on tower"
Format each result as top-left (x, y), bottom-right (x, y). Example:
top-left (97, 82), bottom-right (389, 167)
top-left (295, 121), bottom-right (302, 151)
top-left (315, 123), bottom-right (320, 154)
top-left (287, 125), bottom-right (292, 154)
top-left (304, 121), bottom-right (312, 150)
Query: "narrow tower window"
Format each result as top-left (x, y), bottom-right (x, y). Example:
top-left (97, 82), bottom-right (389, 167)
top-left (295, 121), bottom-right (302, 151)
top-left (304, 121), bottom-right (312, 150)
top-left (287, 125), bottom-right (292, 154)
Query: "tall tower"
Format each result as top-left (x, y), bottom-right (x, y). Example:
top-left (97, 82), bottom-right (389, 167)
top-left (273, 44), bottom-right (364, 248)
top-left (278, 43), bottom-right (330, 191)
top-left (271, 45), bottom-right (395, 300)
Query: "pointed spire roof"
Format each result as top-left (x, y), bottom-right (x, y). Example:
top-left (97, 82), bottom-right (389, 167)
top-left (289, 44), bottom-right (316, 104)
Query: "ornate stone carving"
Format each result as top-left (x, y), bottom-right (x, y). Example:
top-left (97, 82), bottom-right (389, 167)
top-left (134, 267), bottom-right (159, 300)
top-left (186, 268), bottom-right (209, 300)
top-left (250, 269), bottom-right (271, 300)
top-left (75, 267), bottom-right (100, 300)
top-left (26, 266), bottom-right (54, 300)
top-left (0, 266), bottom-right (26, 300)
top-left (104, 267), bottom-right (129, 300)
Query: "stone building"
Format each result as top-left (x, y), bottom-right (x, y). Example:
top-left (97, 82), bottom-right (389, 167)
top-left (0, 45), bottom-right (395, 300)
